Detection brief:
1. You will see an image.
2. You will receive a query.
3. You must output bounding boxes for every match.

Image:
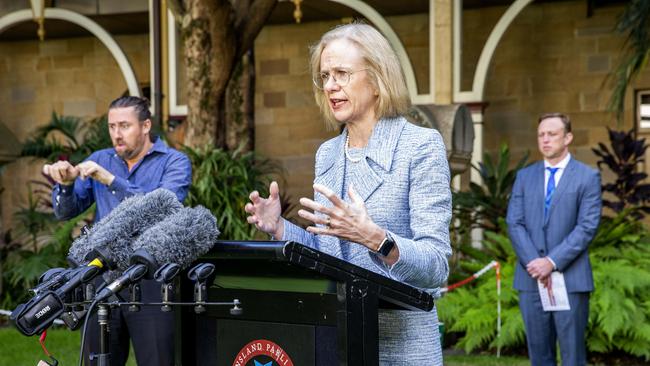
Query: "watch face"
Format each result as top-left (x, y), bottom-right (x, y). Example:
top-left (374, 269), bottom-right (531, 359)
top-left (378, 235), bottom-right (395, 256)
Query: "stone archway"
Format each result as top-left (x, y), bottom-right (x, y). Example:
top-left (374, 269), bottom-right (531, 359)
top-left (0, 8), bottom-right (141, 97)
top-left (454, 0), bottom-right (535, 102)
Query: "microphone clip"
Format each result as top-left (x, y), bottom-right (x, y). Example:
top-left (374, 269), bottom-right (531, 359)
top-left (128, 283), bottom-right (141, 312)
top-left (154, 263), bottom-right (181, 312)
top-left (187, 263), bottom-right (215, 314)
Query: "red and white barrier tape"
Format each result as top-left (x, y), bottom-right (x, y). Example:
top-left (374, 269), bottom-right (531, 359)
top-left (441, 260), bottom-right (502, 357)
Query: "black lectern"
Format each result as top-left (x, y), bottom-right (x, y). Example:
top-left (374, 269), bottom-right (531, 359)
top-left (176, 240), bottom-right (434, 366)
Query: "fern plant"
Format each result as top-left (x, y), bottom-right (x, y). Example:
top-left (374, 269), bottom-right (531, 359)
top-left (587, 211), bottom-right (650, 359)
top-left (1, 185), bottom-right (90, 308)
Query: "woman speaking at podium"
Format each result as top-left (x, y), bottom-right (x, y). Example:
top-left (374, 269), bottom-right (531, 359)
top-left (245, 22), bottom-right (451, 365)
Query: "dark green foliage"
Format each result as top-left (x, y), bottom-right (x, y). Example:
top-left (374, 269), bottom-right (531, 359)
top-left (10, 187), bottom-right (56, 253)
top-left (450, 145), bottom-right (527, 281)
top-left (592, 128), bottom-right (650, 217)
top-left (453, 144), bottom-right (528, 233)
top-left (0, 183), bottom-right (91, 308)
top-left (608, 0), bottom-right (650, 121)
top-left (183, 144), bottom-right (291, 240)
top-left (20, 112), bottom-right (111, 164)
top-left (587, 211), bottom-right (650, 359)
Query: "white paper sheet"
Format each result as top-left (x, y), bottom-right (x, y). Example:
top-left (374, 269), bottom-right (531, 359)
top-left (538, 271), bottom-right (570, 311)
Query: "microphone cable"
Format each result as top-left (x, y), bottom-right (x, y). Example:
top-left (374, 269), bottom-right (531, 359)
top-left (39, 329), bottom-right (59, 366)
top-left (77, 298), bottom-right (100, 366)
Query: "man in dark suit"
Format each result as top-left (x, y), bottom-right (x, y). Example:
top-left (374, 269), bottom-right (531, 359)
top-left (506, 113), bottom-right (601, 366)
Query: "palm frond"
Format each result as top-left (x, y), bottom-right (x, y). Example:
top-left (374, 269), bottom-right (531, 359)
top-left (607, 0), bottom-right (650, 121)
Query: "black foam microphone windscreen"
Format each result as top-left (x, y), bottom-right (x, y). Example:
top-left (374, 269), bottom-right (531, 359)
top-left (130, 206), bottom-right (219, 270)
top-left (67, 188), bottom-right (183, 269)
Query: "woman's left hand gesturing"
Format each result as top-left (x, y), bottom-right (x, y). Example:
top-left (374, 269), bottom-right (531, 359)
top-left (298, 183), bottom-right (386, 251)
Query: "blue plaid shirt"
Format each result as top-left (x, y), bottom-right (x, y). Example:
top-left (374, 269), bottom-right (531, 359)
top-left (52, 137), bottom-right (192, 222)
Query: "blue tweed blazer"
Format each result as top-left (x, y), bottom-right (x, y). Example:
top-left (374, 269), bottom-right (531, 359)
top-left (281, 116), bottom-right (452, 364)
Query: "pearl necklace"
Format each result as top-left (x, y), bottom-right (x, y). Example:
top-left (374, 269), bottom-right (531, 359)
top-left (345, 134), bottom-right (363, 163)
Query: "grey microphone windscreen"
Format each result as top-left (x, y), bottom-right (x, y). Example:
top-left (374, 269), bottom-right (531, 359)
top-left (131, 206), bottom-right (219, 270)
top-left (67, 188), bottom-right (183, 268)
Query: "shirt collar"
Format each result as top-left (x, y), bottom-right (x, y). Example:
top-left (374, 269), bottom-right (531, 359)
top-left (112, 136), bottom-right (167, 159)
top-left (150, 136), bottom-right (168, 154)
top-left (544, 153), bottom-right (571, 170)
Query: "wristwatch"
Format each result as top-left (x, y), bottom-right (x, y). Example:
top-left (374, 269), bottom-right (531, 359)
top-left (375, 232), bottom-right (396, 257)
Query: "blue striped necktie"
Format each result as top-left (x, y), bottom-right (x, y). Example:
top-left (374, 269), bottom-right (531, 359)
top-left (545, 167), bottom-right (559, 219)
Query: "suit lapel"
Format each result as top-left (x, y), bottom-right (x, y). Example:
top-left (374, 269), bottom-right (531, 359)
top-left (353, 117), bottom-right (405, 201)
top-left (314, 134), bottom-right (345, 204)
top-left (315, 117), bottom-right (406, 203)
top-left (531, 162), bottom-right (545, 225)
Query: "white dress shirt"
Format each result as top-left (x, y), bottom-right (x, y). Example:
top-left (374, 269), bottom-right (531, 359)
top-left (544, 153), bottom-right (571, 192)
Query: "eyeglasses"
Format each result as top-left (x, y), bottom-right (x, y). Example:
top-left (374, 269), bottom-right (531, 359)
top-left (312, 68), bottom-right (368, 90)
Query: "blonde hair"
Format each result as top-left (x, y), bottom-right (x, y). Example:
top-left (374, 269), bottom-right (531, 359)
top-left (309, 22), bottom-right (411, 130)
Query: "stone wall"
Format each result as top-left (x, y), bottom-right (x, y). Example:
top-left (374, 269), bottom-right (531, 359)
top-left (469, 1), bottom-right (636, 174)
top-left (0, 34), bottom-right (149, 229)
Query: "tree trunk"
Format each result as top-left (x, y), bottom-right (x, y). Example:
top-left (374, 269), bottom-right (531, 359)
top-left (225, 51), bottom-right (255, 152)
top-left (181, 0), bottom-right (235, 148)
top-left (178, 0), bottom-right (277, 149)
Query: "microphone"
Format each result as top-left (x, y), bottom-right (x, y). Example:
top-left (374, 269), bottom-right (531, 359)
top-left (92, 206), bottom-right (219, 302)
top-left (68, 188), bottom-right (183, 268)
top-left (130, 205), bottom-right (219, 270)
top-left (11, 189), bottom-right (183, 336)
top-left (94, 265), bottom-right (148, 303)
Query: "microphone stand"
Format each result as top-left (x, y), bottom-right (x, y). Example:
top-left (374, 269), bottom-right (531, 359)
top-left (90, 304), bottom-right (111, 366)
top-left (84, 299), bottom-right (241, 365)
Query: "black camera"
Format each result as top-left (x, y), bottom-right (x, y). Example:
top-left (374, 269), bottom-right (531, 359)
top-left (11, 265), bottom-right (102, 336)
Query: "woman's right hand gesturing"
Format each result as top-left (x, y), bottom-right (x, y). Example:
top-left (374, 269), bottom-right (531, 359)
top-left (245, 181), bottom-right (284, 239)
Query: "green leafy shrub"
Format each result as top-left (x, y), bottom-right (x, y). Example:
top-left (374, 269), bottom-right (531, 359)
top-left (21, 112), bottom-right (111, 164)
top-left (183, 144), bottom-right (291, 240)
top-left (450, 145), bottom-right (527, 282)
top-left (586, 211), bottom-right (650, 359)
top-left (0, 184), bottom-right (90, 308)
top-left (453, 144), bottom-right (528, 234)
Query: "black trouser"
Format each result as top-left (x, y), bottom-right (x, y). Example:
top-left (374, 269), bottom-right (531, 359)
top-left (84, 278), bottom-right (174, 366)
